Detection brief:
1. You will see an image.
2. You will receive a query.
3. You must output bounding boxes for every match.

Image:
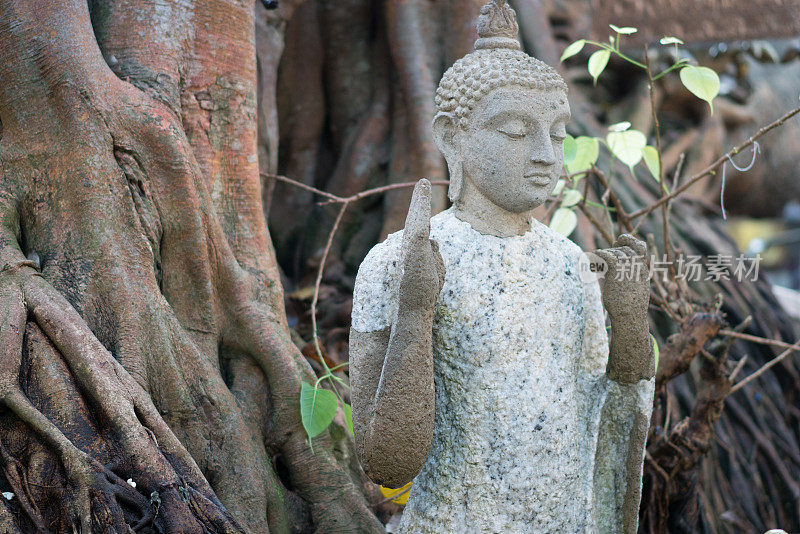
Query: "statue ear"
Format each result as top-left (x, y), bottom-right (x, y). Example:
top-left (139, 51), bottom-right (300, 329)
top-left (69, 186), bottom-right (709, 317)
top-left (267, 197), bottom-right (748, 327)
top-left (432, 112), bottom-right (463, 203)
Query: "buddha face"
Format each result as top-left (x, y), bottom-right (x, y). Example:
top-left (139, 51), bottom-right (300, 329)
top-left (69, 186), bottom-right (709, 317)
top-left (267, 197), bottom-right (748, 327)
top-left (436, 86), bottom-right (570, 213)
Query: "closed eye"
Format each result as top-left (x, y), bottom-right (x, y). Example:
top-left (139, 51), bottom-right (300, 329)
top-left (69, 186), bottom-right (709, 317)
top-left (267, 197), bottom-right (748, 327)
top-left (499, 129), bottom-right (525, 139)
top-left (498, 119), bottom-right (526, 139)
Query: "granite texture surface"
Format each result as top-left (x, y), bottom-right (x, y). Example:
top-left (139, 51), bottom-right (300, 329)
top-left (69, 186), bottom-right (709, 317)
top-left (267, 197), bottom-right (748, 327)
top-left (353, 209), bottom-right (653, 533)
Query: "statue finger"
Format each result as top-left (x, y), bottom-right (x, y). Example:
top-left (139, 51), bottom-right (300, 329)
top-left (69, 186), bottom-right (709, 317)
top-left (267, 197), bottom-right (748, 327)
top-left (594, 249), bottom-right (618, 271)
top-left (609, 248), bottom-right (634, 274)
top-left (403, 179), bottom-right (432, 245)
top-left (615, 234), bottom-right (647, 257)
top-left (614, 245), bottom-right (636, 259)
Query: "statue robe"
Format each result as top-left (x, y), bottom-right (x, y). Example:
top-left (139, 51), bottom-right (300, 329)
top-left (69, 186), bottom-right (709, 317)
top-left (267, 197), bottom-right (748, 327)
top-left (352, 208), bottom-right (654, 533)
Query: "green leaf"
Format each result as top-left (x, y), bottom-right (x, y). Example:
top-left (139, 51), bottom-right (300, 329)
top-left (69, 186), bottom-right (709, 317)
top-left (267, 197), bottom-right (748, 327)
top-left (300, 382), bottom-right (338, 439)
top-left (560, 39), bottom-right (585, 62)
top-left (561, 189), bottom-right (582, 208)
top-left (566, 136), bottom-right (600, 176)
top-left (606, 129), bottom-right (647, 170)
top-left (609, 24), bottom-right (637, 35)
top-left (660, 36), bottom-right (684, 45)
top-left (563, 134), bottom-right (577, 166)
top-left (641, 145), bottom-right (661, 182)
top-left (651, 334), bottom-right (660, 371)
top-left (549, 208), bottom-right (577, 236)
top-left (588, 50), bottom-right (611, 84)
top-left (608, 121), bottom-right (631, 132)
top-left (343, 402), bottom-right (354, 436)
top-left (552, 179), bottom-right (566, 196)
top-left (679, 66), bottom-right (720, 113)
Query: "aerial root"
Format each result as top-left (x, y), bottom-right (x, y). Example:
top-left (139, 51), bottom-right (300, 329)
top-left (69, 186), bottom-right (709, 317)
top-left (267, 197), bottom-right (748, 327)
top-left (0, 273), bottom-right (48, 530)
top-left (0, 269), bottom-right (150, 532)
top-left (0, 437), bottom-right (46, 531)
top-left (0, 255), bottom-right (244, 531)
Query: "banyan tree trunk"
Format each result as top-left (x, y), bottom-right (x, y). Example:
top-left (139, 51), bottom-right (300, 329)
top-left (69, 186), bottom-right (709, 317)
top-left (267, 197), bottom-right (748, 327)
top-left (267, 1), bottom-right (800, 533)
top-left (0, 0), bottom-right (384, 531)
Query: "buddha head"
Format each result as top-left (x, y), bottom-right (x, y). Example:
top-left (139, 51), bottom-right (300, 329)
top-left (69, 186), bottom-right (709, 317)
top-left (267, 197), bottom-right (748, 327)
top-left (433, 0), bottom-right (570, 214)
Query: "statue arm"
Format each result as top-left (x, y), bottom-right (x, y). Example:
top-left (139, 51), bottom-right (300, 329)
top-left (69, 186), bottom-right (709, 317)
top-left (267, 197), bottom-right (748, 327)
top-left (591, 235), bottom-right (656, 533)
top-left (349, 180), bottom-right (443, 489)
top-left (350, 305), bottom-right (436, 488)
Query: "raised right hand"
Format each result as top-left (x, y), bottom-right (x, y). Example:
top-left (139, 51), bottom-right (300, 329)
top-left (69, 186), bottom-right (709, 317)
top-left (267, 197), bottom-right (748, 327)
top-left (398, 179), bottom-right (445, 311)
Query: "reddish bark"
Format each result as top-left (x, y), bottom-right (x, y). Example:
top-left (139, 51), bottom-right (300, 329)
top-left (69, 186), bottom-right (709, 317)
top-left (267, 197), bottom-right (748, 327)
top-left (0, 0), bottom-right (383, 531)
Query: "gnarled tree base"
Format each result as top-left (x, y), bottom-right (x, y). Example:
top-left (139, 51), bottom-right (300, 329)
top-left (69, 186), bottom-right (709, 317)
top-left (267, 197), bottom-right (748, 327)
top-left (0, 0), bottom-right (384, 532)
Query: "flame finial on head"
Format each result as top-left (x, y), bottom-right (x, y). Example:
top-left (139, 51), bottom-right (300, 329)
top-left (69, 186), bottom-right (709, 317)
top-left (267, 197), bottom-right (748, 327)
top-left (475, 0), bottom-right (520, 50)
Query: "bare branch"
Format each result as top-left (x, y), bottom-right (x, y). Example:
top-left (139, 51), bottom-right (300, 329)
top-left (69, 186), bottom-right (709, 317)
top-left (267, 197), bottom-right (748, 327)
top-left (729, 338), bottom-right (800, 395)
top-left (629, 105), bottom-right (800, 220)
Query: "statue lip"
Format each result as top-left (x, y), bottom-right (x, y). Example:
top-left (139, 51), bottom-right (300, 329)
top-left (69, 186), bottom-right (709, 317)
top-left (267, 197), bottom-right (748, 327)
top-left (525, 173), bottom-right (552, 186)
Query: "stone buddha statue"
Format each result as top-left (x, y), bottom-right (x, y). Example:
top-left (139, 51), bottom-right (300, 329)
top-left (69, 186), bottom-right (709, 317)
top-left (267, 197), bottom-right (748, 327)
top-left (350, 1), bottom-right (655, 532)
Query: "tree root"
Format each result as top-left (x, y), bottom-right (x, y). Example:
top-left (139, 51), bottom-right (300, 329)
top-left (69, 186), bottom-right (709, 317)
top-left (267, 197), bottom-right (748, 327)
top-left (0, 0), bottom-right (386, 530)
top-left (0, 251), bottom-right (243, 532)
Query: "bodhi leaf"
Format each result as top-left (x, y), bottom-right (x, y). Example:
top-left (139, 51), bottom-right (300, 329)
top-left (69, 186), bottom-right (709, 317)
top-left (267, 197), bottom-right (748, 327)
top-left (560, 40), bottom-right (585, 62)
top-left (342, 402), bottom-right (354, 436)
top-left (563, 134), bottom-right (577, 167)
top-left (552, 179), bottom-right (566, 196)
top-left (566, 136), bottom-right (600, 176)
top-left (606, 129), bottom-right (647, 171)
top-left (660, 36), bottom-right (684, 45)
top-left (561, 189), bottom-right (582, 208)
top-left (652, 334), bottom-right (660, 371)
top-left (609, 24), bottom-right (637, 35)
top-left (680, 66), bottom-right (720, 113)
top-left (588, 50), bottom-right (610, 84)
top-left (300, 382), bottom-right (338, 439)
top-left (608, 121), bottom-right (631, 132)
top-left (641, 145), bottom-right (661, 182)
top-left (550, 208), bottom-right (578, 236)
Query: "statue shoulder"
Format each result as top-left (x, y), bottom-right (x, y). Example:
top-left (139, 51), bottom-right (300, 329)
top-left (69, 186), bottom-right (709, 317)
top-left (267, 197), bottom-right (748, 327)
top-left (535, 219), bottom-right (585, 261)
top-left (352, 210), bottom-right (455, 332)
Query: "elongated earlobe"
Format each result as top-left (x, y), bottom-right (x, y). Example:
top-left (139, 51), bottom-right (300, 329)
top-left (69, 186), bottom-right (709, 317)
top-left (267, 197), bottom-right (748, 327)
top-left (447, 159), bottom-right (463, 203)
top-left (432, 112), bottom-right (464, 203)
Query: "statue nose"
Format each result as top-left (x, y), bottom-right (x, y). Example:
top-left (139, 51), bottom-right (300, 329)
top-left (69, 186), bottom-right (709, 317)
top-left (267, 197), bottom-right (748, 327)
top-left (530, 140), bottom-right (556, 166)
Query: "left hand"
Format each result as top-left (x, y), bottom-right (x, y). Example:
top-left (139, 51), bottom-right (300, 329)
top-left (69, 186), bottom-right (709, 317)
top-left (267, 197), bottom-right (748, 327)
top-left (594, 234), bottom-right (654, 382)
top-left (594, 234), bottom-right (650, 320)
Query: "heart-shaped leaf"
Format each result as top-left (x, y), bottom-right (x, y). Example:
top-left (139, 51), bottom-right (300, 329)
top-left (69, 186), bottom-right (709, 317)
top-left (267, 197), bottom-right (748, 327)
top-left (342, 402), bottom-right (354, 436)
top-left (609, 24), bottom-right (637, 35)
top-left (588, 50), bottom-right (611, 84)
top-left (300, 382), bottom-right (338, 439)
top-left (566, 136), bottom-right (600, 176)
top-left (680, 66), bottom-right (720, 114)
top-left (560, 40), bottom-right (585, 62)
top-left (552, 179), bottom-right (566, 196)
top-left (608, 121), bottom-right (631, 132)
top-left (550, 208), bottom-right (578, 236)
top-left (606, 129), bottom-right (647, 170)
top-left (563, 134), bottom-right (577, 166)
top-left (641, 145), bottom-right (661, 182)
top-left (561, 189), bottom-right (582, 208)
top-left (660, 36), bottom-right (684, 45)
